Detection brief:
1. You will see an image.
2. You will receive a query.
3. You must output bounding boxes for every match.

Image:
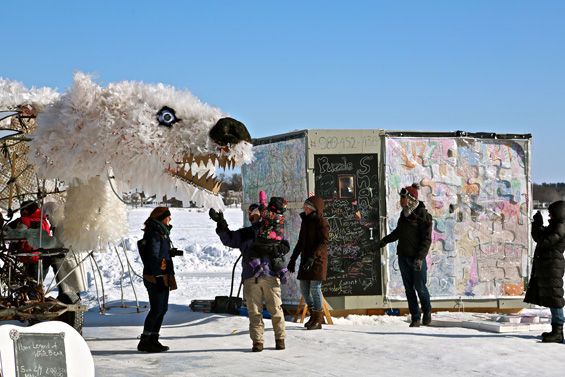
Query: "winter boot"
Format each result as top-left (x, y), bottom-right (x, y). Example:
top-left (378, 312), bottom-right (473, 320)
top-left (252, 342), bottom-right (264, 352)
top-left (409, 319), bottom-right (421, 327)
top-left (304, 312), bottom-right (315, 328)
top-left (275, 338), bottom-right (285, 350)
top-left (541, 326), bottom-right (555, 338)
top-left (137, 334), bottom-right (151, 352)
top-left (150, 334), bottom-right (169, 352)
top-left (422, 311), bottom-right (432, 326)
top-left (306, 310), bottom-right (323, 330)
top-left (542, 324), bottom-right (564, 343)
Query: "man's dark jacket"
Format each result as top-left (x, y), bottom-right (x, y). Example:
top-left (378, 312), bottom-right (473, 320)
top-left (380, 201), bottom-right (433, 260)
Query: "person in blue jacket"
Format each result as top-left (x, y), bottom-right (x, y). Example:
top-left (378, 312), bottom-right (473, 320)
top-left (209, 204), bottom-right (289, 352)
top-left (137, 206), bottom-right (177, 353)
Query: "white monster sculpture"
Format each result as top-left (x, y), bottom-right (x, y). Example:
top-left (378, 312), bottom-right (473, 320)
top-left (0, 72), bottom-right (253, 251)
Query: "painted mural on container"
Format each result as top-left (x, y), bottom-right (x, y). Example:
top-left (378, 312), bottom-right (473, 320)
top-left (242, 138), bottom-right (307, 205)
top-left (384, 136), bottom-right (530, 299)
top-left (242, 138), bottom-right (308, 302)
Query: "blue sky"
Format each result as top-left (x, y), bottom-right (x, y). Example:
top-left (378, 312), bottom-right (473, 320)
top-left (2, 1), bottom-right (564, 183)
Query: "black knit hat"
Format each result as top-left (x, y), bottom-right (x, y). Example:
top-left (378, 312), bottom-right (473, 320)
top-left (268, 197), bottom-right (287, 214)
top-left (157, 209), bottom-right (171, 221)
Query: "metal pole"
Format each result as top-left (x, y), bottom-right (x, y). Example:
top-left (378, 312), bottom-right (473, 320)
top-left (119, 238), bottom-right (141, 312)
top-left (110, 242), bottom-right (126, 308)
top-left (45, 250), bottom-right (93, 295)
top-left (88, 252), bottom-right (106, 313)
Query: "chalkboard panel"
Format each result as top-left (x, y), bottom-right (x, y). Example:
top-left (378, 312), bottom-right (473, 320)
top-left (11, 330), bottom-right (67, 377)
top-left (314, 154), bottom-right (381, 296)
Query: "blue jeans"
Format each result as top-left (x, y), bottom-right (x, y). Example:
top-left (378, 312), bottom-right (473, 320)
top-left (300, 280), bottom-right (323, 311)
top-left (550, 307), bottom-right (564, 325)
top-left (143, 280), bottom-right (169, 334)
top-left (398, 255), bottom-right (432, 321)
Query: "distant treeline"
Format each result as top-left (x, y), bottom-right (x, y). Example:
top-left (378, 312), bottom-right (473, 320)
top-left (533, 183), bottom-right (565, 202)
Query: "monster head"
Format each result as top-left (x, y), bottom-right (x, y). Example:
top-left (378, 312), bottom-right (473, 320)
top-left (30, 72), bottom-right (253, 209)
top-left (1, 73), bottom-right (254, 250)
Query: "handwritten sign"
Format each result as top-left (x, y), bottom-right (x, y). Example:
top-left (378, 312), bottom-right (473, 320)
top-left (314, 154), bottom-right (382, 296)
top-left (11, 330), bottom-right (67, 377)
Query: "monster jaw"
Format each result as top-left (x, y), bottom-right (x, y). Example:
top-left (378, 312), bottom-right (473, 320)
top-left (166, 153), bottom-right (239, 195)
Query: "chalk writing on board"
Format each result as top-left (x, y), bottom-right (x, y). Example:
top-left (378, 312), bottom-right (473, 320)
top-left (314, 154), bottom-right (381, 296)
top-left (11, 330), bottom-right (67, 377)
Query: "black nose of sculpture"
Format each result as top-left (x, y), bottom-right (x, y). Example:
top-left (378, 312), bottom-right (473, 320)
top-left (209, 117), bottom-right (252, 146)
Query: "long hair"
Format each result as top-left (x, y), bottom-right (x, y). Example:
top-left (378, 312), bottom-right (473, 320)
top-left (144, 206), bottom-right (170, 228)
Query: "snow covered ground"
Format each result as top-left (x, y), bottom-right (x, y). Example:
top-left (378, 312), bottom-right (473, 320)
top-left (68, 208), bottom-right (565, 375)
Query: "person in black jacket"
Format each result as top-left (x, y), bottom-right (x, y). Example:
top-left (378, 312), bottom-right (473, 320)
top-left (524, 200), bottom-right (565, 343)
top-left (377, 184), bottom-right (433, 327)
top-left (209, 204), bottom-right (288, 352)
top-left (137, 207), bottom-right (177, 353)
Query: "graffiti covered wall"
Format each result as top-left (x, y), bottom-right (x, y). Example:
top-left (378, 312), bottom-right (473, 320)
top-left (384, 136), bottom-right (530, 299)
top-left (242, 137), bottom-right (307, 205)
top-left (242, 137), bottom-right (308, 302)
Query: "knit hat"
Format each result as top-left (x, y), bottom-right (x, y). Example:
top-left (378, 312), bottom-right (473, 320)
top-left (157, 209), bottom-right (172, 221)
top-left (399, 184), bottom-right (419, 201)
top-left (304, 199), bottom-right (317, 212)
top-left (268, 197), bottom-right (287, 214)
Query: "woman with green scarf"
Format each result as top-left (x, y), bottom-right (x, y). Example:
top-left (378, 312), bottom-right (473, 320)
top-left (137, 206), bottom-right (177, 353)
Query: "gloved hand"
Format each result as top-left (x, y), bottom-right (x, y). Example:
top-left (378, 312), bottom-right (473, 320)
top-left (375, 239), bottom-right (386, 249)
top-left (287, 259), bottom-right (296, 273)
top-left (155, 276), bottom-right (167, 291)
top-left (533, 211), bottom-right (543, 226)
top-left (414, 259), bottom-right (423, 271)
top-left (209, 208), bottom-right (224, 222)
top-left (209, 208), bottom-right (228, 232)
top-left (303, 257), bottom-right (316, 272)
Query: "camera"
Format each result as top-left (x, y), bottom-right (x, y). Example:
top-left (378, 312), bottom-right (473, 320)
top-left (169, 247), bottom-right (183, 257)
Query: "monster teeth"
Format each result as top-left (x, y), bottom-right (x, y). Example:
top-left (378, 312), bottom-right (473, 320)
top-left (169, 151), bottom-right (238, 195)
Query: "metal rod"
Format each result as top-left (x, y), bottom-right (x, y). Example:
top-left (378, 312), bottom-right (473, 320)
top-left (90, 252), bottom-right (107, 313)
top-left (111, 242), bottom-right (126, 307)
top-left (88, 252), bottom-right (105, 313)
top-left (120, 238), bottom-right (141, 312)
top-left (45, 250), bottom-right (93, 295)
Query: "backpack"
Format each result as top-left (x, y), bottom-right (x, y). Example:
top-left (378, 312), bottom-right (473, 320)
top-left (137, 238), bottom-right (147, 263)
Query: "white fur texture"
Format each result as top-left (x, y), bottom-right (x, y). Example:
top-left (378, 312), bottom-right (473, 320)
top-left (1, 73), bottom-right (253, 250)
top-left (0, 78), bottom-right (59, 111)
top-left (58, 177), bottom-right (128, 251)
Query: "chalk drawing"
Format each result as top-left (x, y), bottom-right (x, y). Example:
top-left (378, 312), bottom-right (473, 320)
top-left (242, 138), bottom-right (307, 204)
top-left (384, 137), bottom-right (529, 299)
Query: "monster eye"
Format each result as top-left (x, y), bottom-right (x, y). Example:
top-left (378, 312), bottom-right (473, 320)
top-left (157, 106), bottom-right (180, 127)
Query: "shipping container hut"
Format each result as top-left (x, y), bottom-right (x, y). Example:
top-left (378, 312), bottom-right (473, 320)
top-left (242, 129), bottom-right (532, 314)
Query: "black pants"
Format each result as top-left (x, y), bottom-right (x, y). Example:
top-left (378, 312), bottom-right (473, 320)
top-left (143, 280), bottom-right (169, 334)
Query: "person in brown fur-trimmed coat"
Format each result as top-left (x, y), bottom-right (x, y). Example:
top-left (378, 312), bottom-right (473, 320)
top-left (287, 195), bottom-right (329, 330)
